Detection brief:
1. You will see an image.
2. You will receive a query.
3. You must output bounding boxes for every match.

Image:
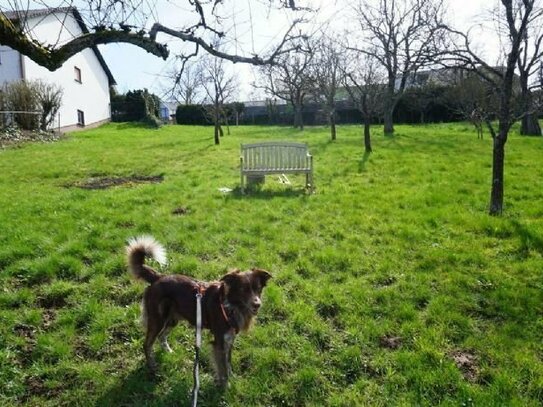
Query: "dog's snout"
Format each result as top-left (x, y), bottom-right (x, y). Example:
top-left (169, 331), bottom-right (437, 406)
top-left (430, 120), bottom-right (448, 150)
top-left (252, 297), bottom-right (261, 309)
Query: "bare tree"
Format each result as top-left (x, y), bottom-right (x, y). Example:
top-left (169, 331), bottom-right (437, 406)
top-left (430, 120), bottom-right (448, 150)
top-left (0, 1), bottom-right (308, 71)
top-left (517, 10), bottom-right (543, 136)
top-left (256, 43), bottom-right (314, 130)
top-left (444, 71), bottom-right (499, 139)
top-left (166, 60), bottom-right (203, 105)
top-left (311, 34), bottom-right (346, 140)
top-left (231, 102), bottom-right (245, 126)
top-left (343, 53), bottom-right (385, 153)
top-left (200, 53), bottom-right (238, 145)
top-left (444, 0), bottom-right (542, 215)
top-left (402, 82), bottom-right (447, 124)
top-left (352, 0), bottom-right (446, 135)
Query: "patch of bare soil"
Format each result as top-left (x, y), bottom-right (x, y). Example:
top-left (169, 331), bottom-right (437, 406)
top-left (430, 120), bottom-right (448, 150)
top-left (67, 174), bottom-right (164, 190)
top-left (14, 323), bottom-right (37, 367)
top-left (379, 335), bottom-right (403, 350)
top-left (37, 292), bottom-right (68, 308)
top-left (172, 206), bottom-right (189, 215)
top-left (373, 275), bottom-right (397, 288)
top-left (450, 350), bottom-right (479, 382)
top-left (41, 309), bottom-right (56, 330)
top-left (25, 375), bottom-right (48, 398)
top-left (14, 323), bottom-right (36, 341)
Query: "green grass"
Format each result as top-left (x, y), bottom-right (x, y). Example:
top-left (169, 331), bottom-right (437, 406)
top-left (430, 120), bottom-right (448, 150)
top-left (0, 122), bottom-right (542, 406)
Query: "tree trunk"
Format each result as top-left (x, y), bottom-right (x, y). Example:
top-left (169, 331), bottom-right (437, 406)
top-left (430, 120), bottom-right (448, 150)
top-left (521, 113), bottom-right (541, 136)
top-left (214, 123), bottom-right (220, 145)
top-left (224, 115), bottom-right (230, 135)
top-left (293, 105), bottom-right (304, 130)
top-left (40, 114), bottom-right (47, 131)
top-left (214, 107), bottom-right (221, 145)
top-left (330, 111), bottom-right (336, 141)
top-left (363, 119), bottom-right (372, 153)
top-left (519, 76), bottom-right (542, 136)
top-left (383, 107), bottom-right (394, 136)
top-left (489, 136), bottom-right (505, 215)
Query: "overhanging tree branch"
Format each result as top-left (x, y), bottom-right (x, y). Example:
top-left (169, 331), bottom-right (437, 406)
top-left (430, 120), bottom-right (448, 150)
top-left (149, 18), bottom-right (304, 66)
top-left (1, 1), bottom-right (309, 71)
top-left (0, 13), bottom-right (168, 71)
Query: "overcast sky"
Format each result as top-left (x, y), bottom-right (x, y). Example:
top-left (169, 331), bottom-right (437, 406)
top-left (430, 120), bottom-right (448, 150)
top-left (98, 0), bottom-right (497, 101)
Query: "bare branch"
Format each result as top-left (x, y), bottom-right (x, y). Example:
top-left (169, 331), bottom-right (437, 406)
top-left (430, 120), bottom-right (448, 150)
top-left (0, 12), bottom-right (168, 71)
top-left (1, 1), bottom-right (310, 70)
top-left (254, 36), bottom-right (314, 129)
top-left (351, 0), bottom-right (447, 134)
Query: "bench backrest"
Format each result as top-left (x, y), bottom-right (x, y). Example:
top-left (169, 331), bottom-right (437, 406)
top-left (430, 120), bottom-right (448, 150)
top-left (241, 142), bottom-right (310, 171)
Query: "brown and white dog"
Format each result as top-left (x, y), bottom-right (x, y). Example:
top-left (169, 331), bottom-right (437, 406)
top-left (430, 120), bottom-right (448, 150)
top-left (126, 236), bottom-right (271, 386)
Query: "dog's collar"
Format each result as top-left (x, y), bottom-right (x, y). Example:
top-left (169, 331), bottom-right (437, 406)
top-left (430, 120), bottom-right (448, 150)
top-left (220, 301), bottom-right (238, 334)
top-left (195, 283), bottom-right (238, 334)
top-left (219, 285), bottom-right (239, 334)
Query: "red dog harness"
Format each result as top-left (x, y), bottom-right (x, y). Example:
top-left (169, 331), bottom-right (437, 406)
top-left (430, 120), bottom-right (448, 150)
top-left (194, 283), bottom-right (238, 334)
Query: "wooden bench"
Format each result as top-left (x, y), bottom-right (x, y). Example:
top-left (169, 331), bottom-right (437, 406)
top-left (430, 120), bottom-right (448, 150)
top-left (240, 142), bottom-right (314, 193)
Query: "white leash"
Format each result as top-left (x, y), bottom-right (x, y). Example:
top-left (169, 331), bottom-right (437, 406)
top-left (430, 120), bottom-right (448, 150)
top-left (191, 291), bottom-right (203, 407)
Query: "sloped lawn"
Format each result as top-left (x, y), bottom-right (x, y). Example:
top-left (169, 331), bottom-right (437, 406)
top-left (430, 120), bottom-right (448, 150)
top-left (0, 122), bottom-right (542, 406)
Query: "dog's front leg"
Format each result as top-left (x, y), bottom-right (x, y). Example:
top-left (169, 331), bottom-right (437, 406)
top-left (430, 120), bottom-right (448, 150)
top-left (213, 335), bottom-right (229, 387)
top-left (224, 330), bottom-right (236, 377)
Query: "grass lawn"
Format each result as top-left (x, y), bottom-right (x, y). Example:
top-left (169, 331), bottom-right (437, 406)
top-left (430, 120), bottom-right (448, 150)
top-left (0, 122), bottom-right (542, 406)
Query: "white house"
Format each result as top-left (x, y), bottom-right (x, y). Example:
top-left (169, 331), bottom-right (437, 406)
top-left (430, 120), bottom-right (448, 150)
top-left (0, 8), bottom-right (115, 131)
top-left (159, 100), bottom-right (178, 123)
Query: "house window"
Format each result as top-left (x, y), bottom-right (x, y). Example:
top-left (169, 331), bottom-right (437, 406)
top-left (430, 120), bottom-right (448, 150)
top-left (74, 66), bottom-right (82, 83)
top-left (77, 110), bottom-right (85, 126)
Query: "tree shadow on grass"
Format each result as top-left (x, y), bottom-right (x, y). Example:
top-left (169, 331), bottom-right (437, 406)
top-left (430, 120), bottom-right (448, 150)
top-left (382, 135), bottom-right (405, 150)
top-left (113, 122), bottom-right (152, 131)
top-left (308, 138), bottom-right (337, 155)
top-left (358, 151), bottom-right (372, 173)
top-left (510, 220), bottom-right (543, 257)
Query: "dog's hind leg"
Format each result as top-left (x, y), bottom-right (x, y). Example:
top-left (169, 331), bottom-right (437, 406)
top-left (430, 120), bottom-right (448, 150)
top-left (158, 318), bottom-right (176, 353)
top-left (143, 304), bottom-right (164, 372)
top-left (155, 299), bottom-right (175, 353)
top-left (144, 322), bottom-right (162, 371)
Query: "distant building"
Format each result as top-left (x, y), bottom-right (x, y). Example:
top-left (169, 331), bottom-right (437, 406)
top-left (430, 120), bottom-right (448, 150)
top-left (394, 67), bottom-right (468, 90)
top-left (0, 8), bottom-right (116, 131)
top-left (393, 66), bottom-right (518, 90)
top-left (159, 101), bottom-right (178, 122)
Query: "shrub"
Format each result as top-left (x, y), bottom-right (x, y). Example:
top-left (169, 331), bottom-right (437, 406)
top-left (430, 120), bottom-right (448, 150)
top-left (3, 81), bottom-right (39, 130)
top-left (111, 89), bottom-right (162, 127)
top-left (176, 104), bottom-right (208, 125)
top-left (35, 80), bottom-right (63, 131)
top-left (1, 80), bottom-right (63, 131)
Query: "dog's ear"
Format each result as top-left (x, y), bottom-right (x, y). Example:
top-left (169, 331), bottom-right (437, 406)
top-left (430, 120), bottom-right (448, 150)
top-left (252, 268), bottom-right (272, 287)
top-left (220, 269), bottom-right (241, 291)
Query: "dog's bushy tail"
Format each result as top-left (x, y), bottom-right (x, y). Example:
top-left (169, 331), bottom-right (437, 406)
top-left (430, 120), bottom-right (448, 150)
top-left (126, 236), bottom-right (167, 284)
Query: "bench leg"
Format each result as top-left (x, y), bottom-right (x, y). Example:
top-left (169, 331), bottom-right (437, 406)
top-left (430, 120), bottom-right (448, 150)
top-left (307, 171), bottom-right (314, 193)
top-left (240, 173), bottom-right (245, 194)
